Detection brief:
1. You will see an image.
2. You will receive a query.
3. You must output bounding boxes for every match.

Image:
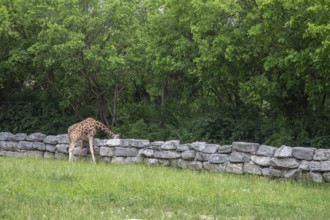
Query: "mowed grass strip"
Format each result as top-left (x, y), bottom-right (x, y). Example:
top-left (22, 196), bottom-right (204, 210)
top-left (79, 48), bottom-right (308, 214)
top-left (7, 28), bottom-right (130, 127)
top-left (0, 157), bottom-right (329, 220)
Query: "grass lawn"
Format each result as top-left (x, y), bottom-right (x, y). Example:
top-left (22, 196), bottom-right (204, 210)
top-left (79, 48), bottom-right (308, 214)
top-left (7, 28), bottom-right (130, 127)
top-left (0, 157), bottom-right (329, 220)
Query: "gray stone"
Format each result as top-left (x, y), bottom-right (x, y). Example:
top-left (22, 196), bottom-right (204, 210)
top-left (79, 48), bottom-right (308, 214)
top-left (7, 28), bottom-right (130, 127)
top-left (177, 159), bottom-right (189, 168)
top-left (54, 152), bottom-right (67, 159)
top-left (129, 139), bottom-right (150, 148)
top-left (251, 155), bottom-right (271, 166)
top-left (203, 162), bottom-right (226, 172)
top-left (268, 168), bottom-right (282, 178)
top-left (181, 150), bottom-right (196, 160)
top-left (321, 161), bottom-right (330, 171)
top-left (0, 141), bottom-right (17, 151)
top-left (161, 140), bottom-right (179, 150)
top-left (262, 168), bottom-right (270, 176)
top-left (18, 141), bottom-right (33, 150)
top-left (56, 144), bottom-right (68, 153)
top-left (139, 149), bottom-right (154, 158)
top-left (177, 144), bottom-right (191, 152)
top-left (274, 145), bottom-right (293, 158)
top-left (217, 145), bottom-right (232, 154)
top-left (154, 151), bottom-right (181, 159)
top-left (270, 158), bottom-right (300, 169)
top-left (309, 161), bottom-right (321, 171)
top-left (26, 151), bottom-right (44, 158)
top-left (191, 142), bottom-right (219, 153)
top-left (43, 135), bottom-right (58, 144)
top-left (292, 147), bottom-right (316, 160)
top-left (229, 152), bottom-right (251, 163)
top-left (104, 139), bottom-right (121, 147)
top-left (44, 152), bottom-right (55, 159)
top-left (0, 132), bottom-right (14, 141)
top-left (100, 147), bottom-right (114, 157)
top-left (56, 134), bottom-right (69, 144)
top-left (232, 142), bottom-right (259, 154)
top-left (188, 161), bottom-right (203, 170)
top-left (226, 163), bottom-right (243, 174)
top-left (27, 133), bottom-right (46, 142)
top-left (93, 138), bottom-right (107, 146)
top-left (323, 172), bottom-right (330, 182)
top-left (310, 172), bottom-right (323, 183)
top-left (150, 141), bottom-right (164, 150)
top-left (283, 169), bottom-right (301, 179)
top-left (256, 145), bottom-right (276, 157)
top-left (208, 154), bottom-right (229, 164)
top-left (244, 163), bottom-right (262, 175)
top-left (5, 151), bottom-right (26, 157)
top-left (299, 160), bottom-right (310, 171)
top-left (45, 144), bottom-right (56, 152)
top-left (144, 158), bottom-right (159, 165)
top-left (13, 133), bottom-right (27, 141)
top-left (73, 147), bottom-right (88, 156)
top-left (125, 157), bottom-right (143, 164)
top-left (33, 142), bottom-right (46, 151)
top-left (313, 149), bottom-right (330, 161)
top-left (111, 157), bottom-right (125, 164)
top-left (159, 159), bottom-right (171, 166)
top-left (114, 147), bottom-right (138, 157)
top-left (195, 152), bottom-right (209, 161)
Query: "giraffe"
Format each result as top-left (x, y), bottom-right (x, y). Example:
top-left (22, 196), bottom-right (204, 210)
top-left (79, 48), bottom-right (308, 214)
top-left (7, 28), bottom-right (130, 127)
top-left (67, 117), bottom-right (119, 163)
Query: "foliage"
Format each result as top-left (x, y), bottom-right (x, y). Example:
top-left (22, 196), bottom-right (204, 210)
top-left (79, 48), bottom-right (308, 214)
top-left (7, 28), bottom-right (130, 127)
top-left (0, 0), bottom-right (329, 147)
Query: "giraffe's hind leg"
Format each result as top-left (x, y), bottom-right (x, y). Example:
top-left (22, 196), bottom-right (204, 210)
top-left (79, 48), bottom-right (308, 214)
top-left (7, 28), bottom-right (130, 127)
top-left (88, 136), bottom-right (96, 163)
top-left (68, 141), bottom-right (76, 162)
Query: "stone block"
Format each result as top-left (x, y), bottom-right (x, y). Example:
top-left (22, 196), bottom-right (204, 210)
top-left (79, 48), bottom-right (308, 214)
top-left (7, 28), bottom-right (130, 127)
top-left (150, 141), bottom-right (164, 150)
top-left (177, 159), bottom-right (189, 168)
top-left (114, 147), bottom-right (138, 157)
top-left (56, 134), bottom-right (69, 144)
top-left (44, 152), bottom-right (55, 159)
top-left (208, 153), bottom-right (229, 164)
top-left (27, 133), bottom-right (46, 142)
top-left (0, 141), bottom-right (17, 151)
top-left (217, 145), bottom-right (232, 154)
top-left (323, 172), bottom-right (330, 182)
top-left (154, 150), bottom-right (181, 159)
top-left (181, 150), bottom-right (196, 160)
top-left (309, 161), bottom-right (321, 171)
top-left (251, 155), bottom-right (271, 166)
top-left (130, 139), bottom-right (150, 148)
top-left (18, 141), bottom-right (33, 150)
top-left (310, 172), bottom-right (323, 183)
top-left (13, 133), bottom-right (27, 141)
top-left (232, 142), bottom-right (259, 154)
top-left (139, 149), bottom-right (154, 158)
top-left (125, 157), bottom-right (143, 164)
top-left (161, 140), bottom-right (179, 150)
top-left (177, 144), bottom-right (191, 152)
top-left (274, 145), bottom-right (292, 158)
top-left (299, 160), bottom-right (310, 171)
top-left (203, 162), bottom-right (226, 172)
top-left (56, 144), bottom-right (68, 153)
top-left (0, 132), bottom-right (14, 141)
top-left (256, 145), bottom-right (276, 157)
top-left (111, 157), bottom-right (125, 164)
top-left (321, 161), bottom-right (330, 171)
top-left (45, 144), bottom-right (56, 153)
top-left (188, 161), bottom-right (203, 170)
top-left (292, 147), bottom-right (316, 160)
top-left (54, 152), bottom-right (67, 159)
top-left (33, 142), bottom-right (46, 151)
top-left (144, 158), bottom-right (159, 165)
top-left (313, 149), bottom-right (330, 161)
top-left (43, 135), bottom-right (58, 144)
top-left (191, 142), bottom-right (219, 153)
top-left (226, 163), bottom-right (243, 174)
top-left (268, 168), bottom-right (282, 178)
top-left (244, 163), bottom-right (262, 175)
top-left (283, 169), bottom-right (301, 179)
top-left (270, 158), bottom-right (300, 169)
top-left (100, 147), bottom-right (115, 157)
top-left (195, 152), bottom-right (209, 161)
top-left (27, 150), bottom-right (44, 158)
top-left (230, 152), bottom-right (251, 163)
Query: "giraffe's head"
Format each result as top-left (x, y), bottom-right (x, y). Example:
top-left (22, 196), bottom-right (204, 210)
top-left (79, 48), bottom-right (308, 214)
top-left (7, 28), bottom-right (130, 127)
top-left (112, 133), bottom-right (120, 139)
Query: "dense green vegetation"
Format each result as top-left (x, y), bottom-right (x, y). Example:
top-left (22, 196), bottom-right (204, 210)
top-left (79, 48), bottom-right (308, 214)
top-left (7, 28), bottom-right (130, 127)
top-left (0, 0), bottom-right (329, 147)
top-left (1, 157), bottom-right (330, 219)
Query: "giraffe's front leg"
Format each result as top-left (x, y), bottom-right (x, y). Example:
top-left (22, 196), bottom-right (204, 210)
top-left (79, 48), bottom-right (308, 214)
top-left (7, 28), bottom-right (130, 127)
top-left (68, 142), bottom-right (76, 162)
top-left (88, 136), bottom-right (96, 163)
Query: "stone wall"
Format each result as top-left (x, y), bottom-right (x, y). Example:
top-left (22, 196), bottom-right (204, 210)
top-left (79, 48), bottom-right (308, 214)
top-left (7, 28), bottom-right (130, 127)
top-left (1, 132), bottom-right (330, 183)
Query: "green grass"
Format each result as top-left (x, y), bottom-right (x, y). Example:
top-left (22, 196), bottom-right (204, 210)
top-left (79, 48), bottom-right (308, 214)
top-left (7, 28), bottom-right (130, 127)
top-left (0, 157), bottom-right (330, 220)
